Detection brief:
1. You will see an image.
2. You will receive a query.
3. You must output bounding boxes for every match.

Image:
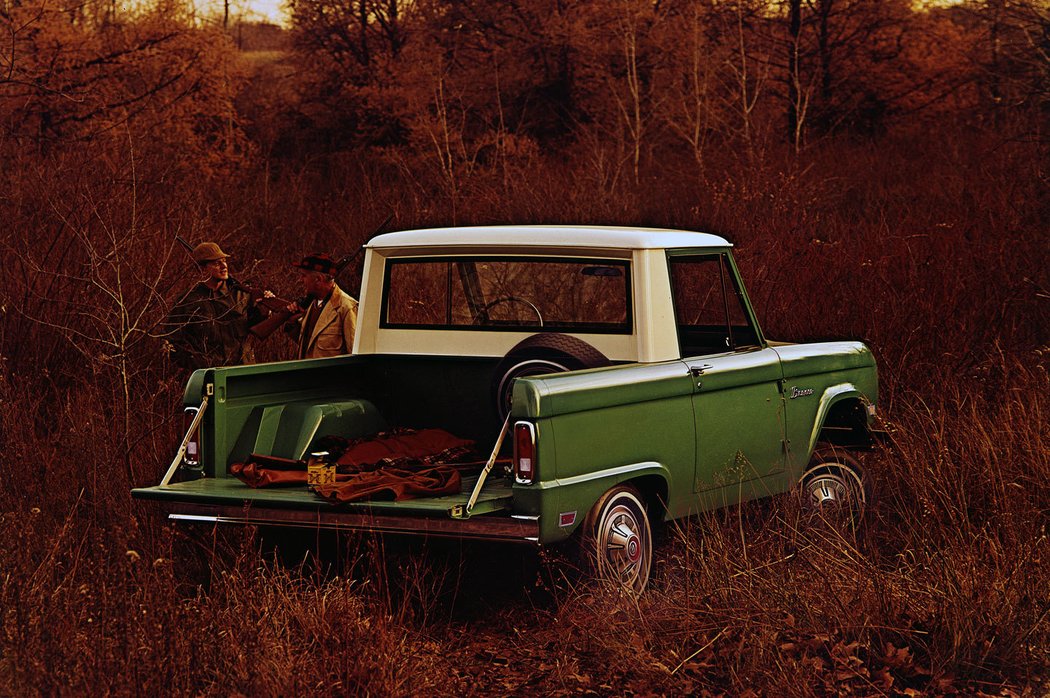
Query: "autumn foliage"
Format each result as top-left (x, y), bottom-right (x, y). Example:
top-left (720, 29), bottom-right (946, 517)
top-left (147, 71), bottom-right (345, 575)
top-left (0, 0), bottom-right (1047, 694)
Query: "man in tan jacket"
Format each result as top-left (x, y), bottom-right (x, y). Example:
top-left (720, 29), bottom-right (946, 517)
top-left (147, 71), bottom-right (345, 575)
top-left (286, 253), bottom-right (358, 359)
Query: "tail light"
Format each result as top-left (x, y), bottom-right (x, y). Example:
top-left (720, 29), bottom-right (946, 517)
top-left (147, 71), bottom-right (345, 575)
top-left (183, 406), bottom-right (201, 468)
top-left (514, 421), bottom-right (537, 484)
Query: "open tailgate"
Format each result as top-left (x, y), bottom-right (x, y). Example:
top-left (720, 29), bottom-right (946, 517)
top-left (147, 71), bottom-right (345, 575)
top-left (132, 474), bottom-right (538, 543)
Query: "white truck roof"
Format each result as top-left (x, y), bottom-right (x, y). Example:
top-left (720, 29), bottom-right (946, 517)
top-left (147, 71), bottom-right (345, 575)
top-left (358, 225), bottom-right (734, 362)
top-left (367, 225), bottom-right (731, 251)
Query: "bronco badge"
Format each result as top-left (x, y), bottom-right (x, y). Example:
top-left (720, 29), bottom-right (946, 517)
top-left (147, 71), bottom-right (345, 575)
top-left (790, 386), bottom-right (815, 399)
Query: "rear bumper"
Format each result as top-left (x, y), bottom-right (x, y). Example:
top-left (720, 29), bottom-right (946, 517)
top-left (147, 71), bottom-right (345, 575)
top-left (144, 500), bottom-right (541, 544)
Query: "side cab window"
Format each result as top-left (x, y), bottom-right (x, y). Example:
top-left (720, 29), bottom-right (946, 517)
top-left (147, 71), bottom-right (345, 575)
top-left (669, 254), bottom-right (760, 357)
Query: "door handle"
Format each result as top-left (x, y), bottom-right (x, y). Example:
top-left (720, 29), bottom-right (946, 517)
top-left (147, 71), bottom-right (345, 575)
top-left (690, 364), bottom-right (713, 388)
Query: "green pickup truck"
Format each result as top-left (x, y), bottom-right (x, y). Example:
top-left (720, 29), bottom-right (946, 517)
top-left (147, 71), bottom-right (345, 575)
top-left (134, 226), bottom-right (878, 592)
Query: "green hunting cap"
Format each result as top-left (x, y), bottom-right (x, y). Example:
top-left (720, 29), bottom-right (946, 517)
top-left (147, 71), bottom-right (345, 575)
top-left (193, 242), bottom-right (230, 264)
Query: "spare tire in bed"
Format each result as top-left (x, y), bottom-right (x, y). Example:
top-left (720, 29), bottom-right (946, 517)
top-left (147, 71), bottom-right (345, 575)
top-left (491, 333), bottom-right (611, 421)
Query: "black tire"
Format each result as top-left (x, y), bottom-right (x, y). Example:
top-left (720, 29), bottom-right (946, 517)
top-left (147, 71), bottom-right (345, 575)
top-left (491, 333), bottom-right (610, 421)
top-left (799, 444), bottom-right (867, 522)
top-left (577, 485), bottom-right (652, 594)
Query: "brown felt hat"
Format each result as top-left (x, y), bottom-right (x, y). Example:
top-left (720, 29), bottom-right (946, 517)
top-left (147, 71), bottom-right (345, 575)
top-left (293, 253), bottom-right (337, 275)
top-left (193, 242), bottom-right (230, 264)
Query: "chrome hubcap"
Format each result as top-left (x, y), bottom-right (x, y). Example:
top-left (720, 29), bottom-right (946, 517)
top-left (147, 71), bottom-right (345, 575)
top-left (800, 461), bottom-right (866, 524)
top-left (601, 506), bottom-right (644, 583)
top-left (809, 475), bottom-right (849, 507)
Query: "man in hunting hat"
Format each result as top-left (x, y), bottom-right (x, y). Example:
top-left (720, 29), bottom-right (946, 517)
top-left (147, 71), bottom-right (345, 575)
top-left (164, 241), bottom-right (277, 370)
top-left (284, 253), bottom-right (358, 359)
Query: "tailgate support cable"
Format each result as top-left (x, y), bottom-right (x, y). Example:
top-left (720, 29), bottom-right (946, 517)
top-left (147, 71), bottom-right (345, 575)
top-left (464, 414), bottom-right (511, 516)
top-left (161, 396), bottom-right (210, 486)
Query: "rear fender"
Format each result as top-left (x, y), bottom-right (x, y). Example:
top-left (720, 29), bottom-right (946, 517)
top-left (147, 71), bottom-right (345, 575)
top-left (532, 462), bottom-right (670, 544)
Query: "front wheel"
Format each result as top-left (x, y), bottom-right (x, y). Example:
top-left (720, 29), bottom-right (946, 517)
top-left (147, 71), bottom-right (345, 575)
top-left (799, 445), bottom-right (866, 522)
top-left (578, 485), bottom-right (652, 594)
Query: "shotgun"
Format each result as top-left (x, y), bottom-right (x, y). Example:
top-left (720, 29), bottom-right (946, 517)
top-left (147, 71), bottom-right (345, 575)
top-left (175, 213), bottom-right (393, 318)
top-left (174, 234), bottom-right (300, 315)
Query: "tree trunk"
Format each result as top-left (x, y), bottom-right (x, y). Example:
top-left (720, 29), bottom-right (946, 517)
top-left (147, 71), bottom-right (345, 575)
top-left (787, 0), bottom-right (802, 147)
top-left (818, 0), bottom-right (833, 129)
top-left (359, 0), bottom-right (370, 67)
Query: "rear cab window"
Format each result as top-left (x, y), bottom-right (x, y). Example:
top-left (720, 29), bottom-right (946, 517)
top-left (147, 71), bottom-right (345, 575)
top-left (382, 257), bottom-right (633, 334)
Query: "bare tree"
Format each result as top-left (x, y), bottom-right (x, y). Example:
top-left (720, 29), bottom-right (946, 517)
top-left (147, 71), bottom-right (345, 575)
top-left (660, 2), bottom-right (726, 171)
top-left (961, 0), bottom-right (1050, 134)
top-left (725, 1), bottom-right (769, 155)
top-left (0, 2), bottom-right (248, 166)
top-left (605, 0), bottom-right (663, 184)
top-left (8, 143), bottom-right (180, 482)
top-left (289, 0), bottom-right (407, 78)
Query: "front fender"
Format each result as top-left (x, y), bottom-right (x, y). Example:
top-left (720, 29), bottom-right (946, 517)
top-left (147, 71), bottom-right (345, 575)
top-left (806, 384), bottom-right (871, 457)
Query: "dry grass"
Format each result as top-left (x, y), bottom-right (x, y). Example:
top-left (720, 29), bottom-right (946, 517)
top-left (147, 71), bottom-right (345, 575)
top-left (0, 125), bottom-right (1047, 695)
top-left (479, 355), bottom-right (1047, 695)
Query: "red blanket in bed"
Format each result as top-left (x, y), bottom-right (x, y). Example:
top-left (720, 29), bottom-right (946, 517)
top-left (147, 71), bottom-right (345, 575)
top-left (228, 428), bottom-right (475, 502)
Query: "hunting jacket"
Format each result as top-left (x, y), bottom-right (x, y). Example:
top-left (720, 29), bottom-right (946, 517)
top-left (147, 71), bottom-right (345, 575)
top-left (296, 284), bottom-right (358, 359)
top-left (165, 282), bottom-right (261, 370)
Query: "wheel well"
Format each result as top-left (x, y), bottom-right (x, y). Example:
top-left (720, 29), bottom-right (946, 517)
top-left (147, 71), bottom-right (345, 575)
top-left (624, 475), bottom-right (669, 523)
top-left (818, 399), bottom-right (872, 449)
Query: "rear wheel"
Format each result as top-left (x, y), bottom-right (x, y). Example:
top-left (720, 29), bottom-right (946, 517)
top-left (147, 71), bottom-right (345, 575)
top-left (578, 485), bottom-right (652, 594)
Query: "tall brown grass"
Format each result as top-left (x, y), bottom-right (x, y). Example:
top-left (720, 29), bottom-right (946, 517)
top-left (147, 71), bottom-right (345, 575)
top-left (531, 353), bottom-right (1047, 695)
top-left (0, 125), bottom-right (1046, 695)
